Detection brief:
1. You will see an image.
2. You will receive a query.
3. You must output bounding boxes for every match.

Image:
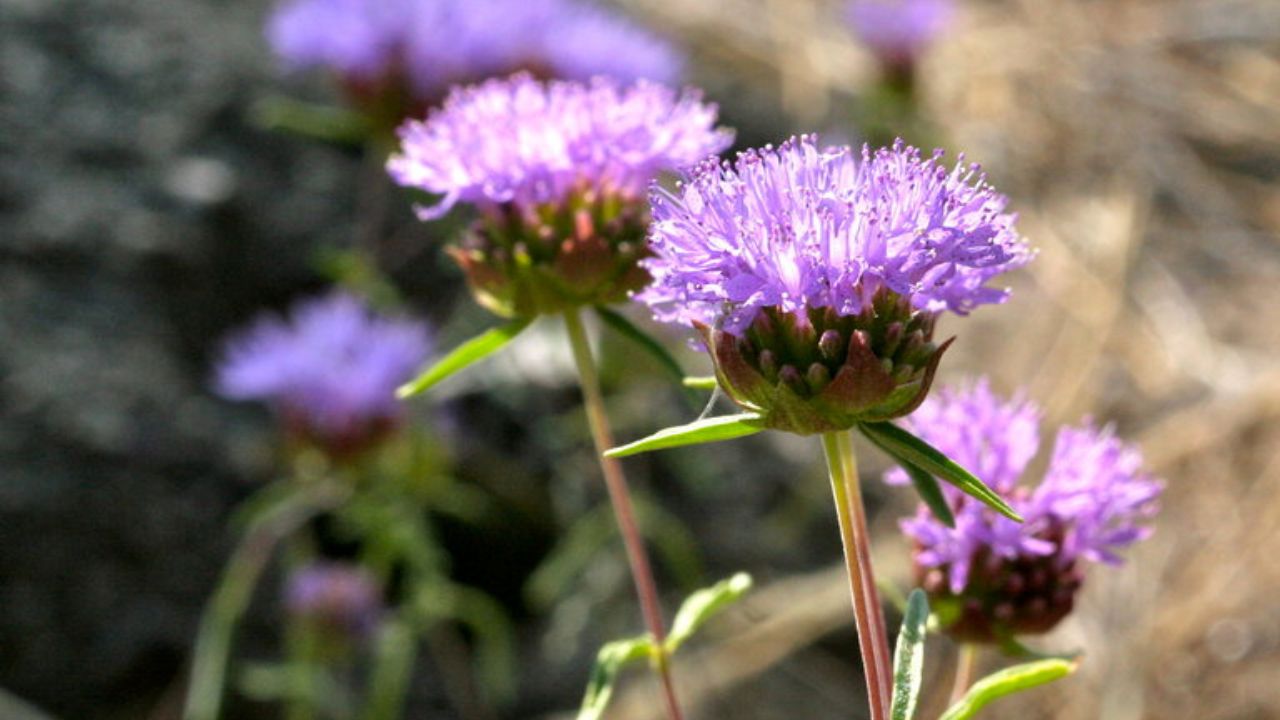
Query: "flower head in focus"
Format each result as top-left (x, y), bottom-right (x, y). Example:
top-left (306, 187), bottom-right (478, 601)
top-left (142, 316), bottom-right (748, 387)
top-left (267, 0), bottom-right (681, 111)
top-left (216, 292), bottom-right (431, 455)
top-left (637, 135), bottom-right (1031, 433)
top-left (886, 379), bottom-right (1163, 642)
top-left (285, 562), bottom-right (382, 641)
top-left (846, 0), bottom-right (954, 71)
top-left (388, 73), bottom-right (732, 317)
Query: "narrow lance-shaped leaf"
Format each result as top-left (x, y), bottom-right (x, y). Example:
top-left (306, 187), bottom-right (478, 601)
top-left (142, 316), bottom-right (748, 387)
top-left (858, 421), bottom-right (1023, 522)
top-left (890, 590), bottom-right (930, 720)
top-left (603, 413), bottom-right (765, 458)
top-left (576, 637), bottom-right (655, 720)
top-left (397, 318), bottom-right (532, 398)
top-left (594, 306), bottom-right (689, 391)
top-left (995, 632), bottom-right (1082, 662)
top-left (897, 459), bottom-right (956, 528)
top-left (938, 658), bottom-right (1079, 720)
top-left (665, 573), bottom-right (753, 653)
top-left (682, 376), bottom-right (719, 391)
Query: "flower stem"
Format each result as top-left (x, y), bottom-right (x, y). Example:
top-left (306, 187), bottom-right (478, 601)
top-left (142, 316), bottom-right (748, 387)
top-left (821, 431), bottom-right (893, 720)
top-left (950, 643), bottom-right (979, 705)
top-left (562, 309), bottom-right (683, 720)
top-left (183, 486), bottom-right (341, 720)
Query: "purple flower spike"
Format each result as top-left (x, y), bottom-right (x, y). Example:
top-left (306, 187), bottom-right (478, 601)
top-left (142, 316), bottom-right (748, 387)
top-left (267, 0), bottom-right (682, 105)
top-left (216, 292), bottom-right (431, 454)
top-left (640, 135), bottom-right (1030, 336)
top-left (887, 379), bottom-right (1163, 641)
top-left (846, 0), bottom-right (955, 68)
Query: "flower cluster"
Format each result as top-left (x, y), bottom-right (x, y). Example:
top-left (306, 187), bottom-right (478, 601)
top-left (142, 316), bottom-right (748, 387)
top-left (637, 135), bottom-right (1030, 432)
top-left (267, 0), bottom-right (680, 104)
top-left (285, 562), bottom-right (382, 640)
top-left (216, 292), bottom-right (431, 454)
top-left (886, 379), bottom-right (1163, 641)
top-left (388, 74), bottom-right (732, 317)
top-left (846, 0), bottom-right (954, 69)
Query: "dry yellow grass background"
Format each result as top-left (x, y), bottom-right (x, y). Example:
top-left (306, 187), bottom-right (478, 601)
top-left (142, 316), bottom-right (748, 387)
top-left (599, 0), bottom-right (1280, 717)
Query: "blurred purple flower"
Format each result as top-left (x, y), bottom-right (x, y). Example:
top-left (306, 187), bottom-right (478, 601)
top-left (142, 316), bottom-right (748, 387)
top-left (266, 0), bottom-right (681, 102)
top-left (216, 292), bottom-right (430, 451)
top-left (886, 379), bottom-right (1163, 638)
top-left (285, 562), bottom-right (382, 639)
top-left (638, 135), bottom-right (1031, 336)
top-left (846, 0), bottom-right (954, 68)
top-left (387, 73), bottom-right (733, 220)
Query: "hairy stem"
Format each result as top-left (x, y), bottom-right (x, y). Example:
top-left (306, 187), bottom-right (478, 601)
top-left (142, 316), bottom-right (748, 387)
top-left (563, 309), bottom-right (683, 720)
top-left (822, 431), bottom-right (893, 720)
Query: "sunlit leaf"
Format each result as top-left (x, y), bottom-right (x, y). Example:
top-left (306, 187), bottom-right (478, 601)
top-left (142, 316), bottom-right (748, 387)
top-left (665, 573), bottom-right (753, 653)
top-left (577, 637), bottom-right (655, 720)
top-left (858, 422), bottom-right (1022, 522)
top-left (890, 590), bottom-right (930, 720)
top-left (939, 659), bottom-right (1079, 720)
top-left (397, 319), bottom-right (532, 398)
top-left (898, 459), bottom-right (956, 528)
top-left (681, 376), bottom-right (719, 390)
top-left (603, 413), bottom-right (765, 458)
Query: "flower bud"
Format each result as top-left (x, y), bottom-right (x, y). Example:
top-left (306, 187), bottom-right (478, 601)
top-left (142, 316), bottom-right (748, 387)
top-left (285, 562), bottom-right (382, 642)
top-left (695, 290), bottom-right (952, 435)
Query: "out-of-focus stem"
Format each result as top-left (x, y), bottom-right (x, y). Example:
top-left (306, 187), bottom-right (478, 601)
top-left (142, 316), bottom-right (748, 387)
top-left (562, 309), bottom-right (684, 720)
top-left (361, 616), bottom-right (417, 720)
top-left (821, 431), bottom-right (893, 720)
top-left (950, 643), bottom-right (979, 705)
top-left (183, 487), bottom-right (340, 720)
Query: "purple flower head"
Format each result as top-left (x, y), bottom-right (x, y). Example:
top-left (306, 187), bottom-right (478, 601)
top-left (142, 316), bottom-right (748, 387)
top-left (846, 0), bottom-right (955, 68)
top-left (285, 562), bottom-right (382, 639)
top-left (216, 292), bottom-right (430, 453)
top-left (388, 73), bottom-right (733, 221)
top-left (638, 135), bottom-right (1031, 336)
top-left (887, 379), bottom-right (1163, 640)
top-left (266, 0), bottom-right (681, 104)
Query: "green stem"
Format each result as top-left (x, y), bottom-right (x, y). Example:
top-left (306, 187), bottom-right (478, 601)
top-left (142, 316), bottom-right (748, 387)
top-left (183, 487), bottom-right (341, 720)
top-left (821, 431), bottom-right (893, 720)
top-left (950, 644), bottom-right (979, 705)
top-left (562, 309), bottom-right (684, 720)
top-left (361, 616), bottom-right (417, 720)
top-left (285, 620), bottom-right (322, 720)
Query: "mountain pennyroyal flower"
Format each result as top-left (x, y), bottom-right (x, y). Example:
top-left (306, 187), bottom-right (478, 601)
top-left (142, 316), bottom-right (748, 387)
top-left (846, 0), bottom-right (954, 70)
top-left (886, 379), bottom-right (1163, 641)
top-left (285, 562), bottom-right (382, 640)
top-left (637, 135), bottom-right (1031, 433)
top-left (388, 73), bottom-right (732, 317)
top-left (216, 292), bottom-right (431, 455)
top-left (267, 0), bottom-right (681, 109)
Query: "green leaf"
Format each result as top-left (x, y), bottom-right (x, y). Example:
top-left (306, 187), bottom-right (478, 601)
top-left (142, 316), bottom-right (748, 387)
top-left (939, 659), bottom-right (1079, 720)
top-left (995, 632), bottom-right (1082, 662)
top-left (890, 590), bottom-right (930, 720)
top-left (594, 306), bottom-right (687, 388)
top-left (577, 637), bottom-right (656, 720)
top-left (899, 460), bottom-right (956, 528)
top-left (665, 573), bottom-right (753, 653)
top-left (397, 319), bottom-right (532, 398)
top-left (858, 422), bottom-right (1022, 522)
top-left (251, 96), bottom-right (371, 145)
top-left (603, 413), bottom-right (765, 458)
top-left (682, 376), bottom-right (719, 391)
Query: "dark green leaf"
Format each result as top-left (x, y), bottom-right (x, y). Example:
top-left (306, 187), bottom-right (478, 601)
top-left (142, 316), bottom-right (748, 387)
top-left (594, 306), bottom-right (688, 388)
top-left (397, 319), bottom-right (532, 398)
top-left (858, 422), bottom-right (1022, 522)
top-left (939, 659), bottom-right (1078, 720)
top-left (890, 590), bottom-right (930, 720)
top-left (577, 637), bottom-right (655, 720)
top-left (899, 460), bottom-right (956, 528)
top-left (251, 96), bottom-right (371, 145)
top-left (603, 413), bottom-right (765, 458)
top-left (665, 573), bottom-right (753, 653)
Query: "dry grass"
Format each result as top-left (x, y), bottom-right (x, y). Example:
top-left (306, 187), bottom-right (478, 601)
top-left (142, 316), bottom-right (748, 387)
top-left (599, 0), bottom-right (1280, 717)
